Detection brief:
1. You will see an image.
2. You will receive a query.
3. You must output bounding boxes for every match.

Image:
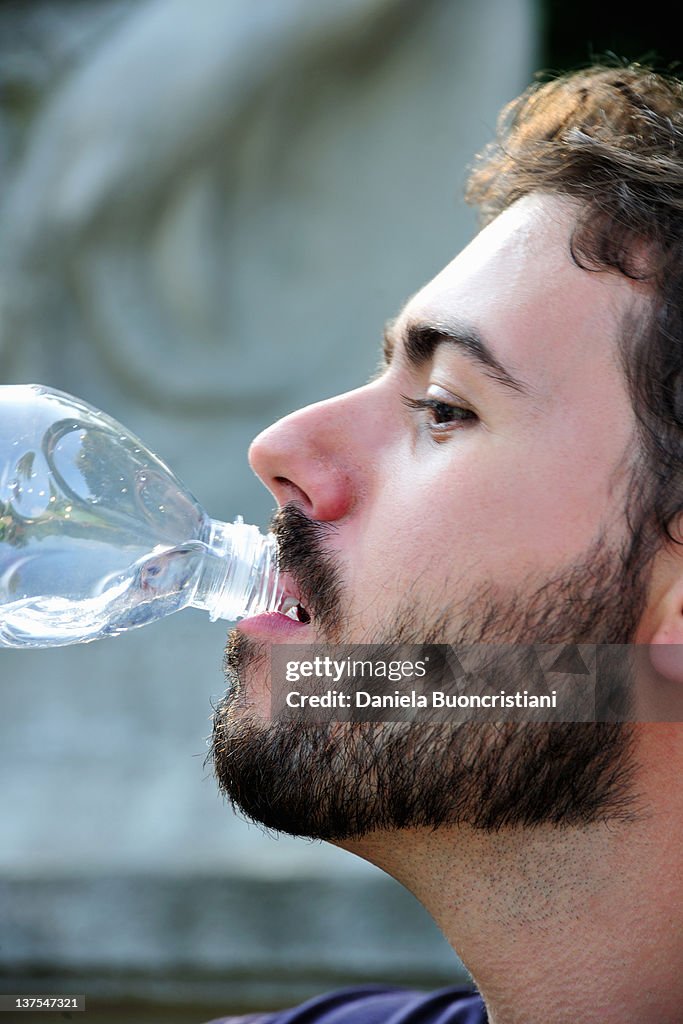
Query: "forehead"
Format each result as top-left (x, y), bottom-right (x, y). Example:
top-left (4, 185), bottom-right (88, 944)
top-left (398, 193), bottom-right (645, 395)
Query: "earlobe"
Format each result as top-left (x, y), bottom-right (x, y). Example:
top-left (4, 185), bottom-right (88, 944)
top-left (646, 585), bottom-right (683, 682)
top-left (637, 538), bottom-right (683, 683)
top-left (647, 636), bottom-right (683, 684)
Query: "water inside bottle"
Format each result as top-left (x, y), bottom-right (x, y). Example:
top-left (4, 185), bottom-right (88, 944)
top-left (0, 542), bottom-right (208, 646)
top-left (1, 385), bottom-right (282, 647)
top-left (1, 388), bottom-right (217, 645)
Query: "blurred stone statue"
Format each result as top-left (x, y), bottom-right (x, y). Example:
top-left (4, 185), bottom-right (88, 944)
top-left (2, 0), bottom-right (470, 412)
top-left (0, 0), bottom-right (536, 1004)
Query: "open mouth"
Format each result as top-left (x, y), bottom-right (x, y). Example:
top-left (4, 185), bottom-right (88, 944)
top-left (278, 595), bottom-right (311, 624)
top-left (276, 573), bottom-right (312, 623)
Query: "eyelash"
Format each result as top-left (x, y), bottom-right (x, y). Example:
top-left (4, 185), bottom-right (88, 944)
top-left (401, 394), bottom-right (478, 439)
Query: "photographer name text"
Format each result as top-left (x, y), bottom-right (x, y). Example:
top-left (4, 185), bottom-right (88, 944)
top-left (284, 689), bottom-right (557, 710)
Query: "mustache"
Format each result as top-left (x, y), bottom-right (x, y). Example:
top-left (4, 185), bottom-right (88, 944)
top-left (270, 503), bottom-right (344, 637)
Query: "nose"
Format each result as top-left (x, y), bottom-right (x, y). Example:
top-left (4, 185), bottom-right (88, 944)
top-left (249, 387), bottom-right (371, 521)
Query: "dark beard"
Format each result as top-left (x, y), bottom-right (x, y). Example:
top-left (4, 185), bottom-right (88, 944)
top-left (208, 505), bottom-right (650, 840)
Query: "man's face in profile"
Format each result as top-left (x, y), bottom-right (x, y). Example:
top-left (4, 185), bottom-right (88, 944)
top-left (210, 192), bottom-right (652, 840)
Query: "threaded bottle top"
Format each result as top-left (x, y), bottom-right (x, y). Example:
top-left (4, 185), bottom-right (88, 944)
top-left (190, 516), bottom-right (283, 622)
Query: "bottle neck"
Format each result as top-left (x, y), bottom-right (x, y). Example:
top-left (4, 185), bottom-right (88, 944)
top-left (190, 517), bottom-right (282, 622)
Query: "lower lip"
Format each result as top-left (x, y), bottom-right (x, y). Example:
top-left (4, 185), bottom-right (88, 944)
top-left (237, 612), bottom-right (311, 639)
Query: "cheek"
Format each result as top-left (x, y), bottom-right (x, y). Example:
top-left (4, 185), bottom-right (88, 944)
top-left (495, 418), bottom-right (632, 564)
top-left (346, 434), bottom-right (624, 603)
top-left (341, 457), bottom-right (490, 605)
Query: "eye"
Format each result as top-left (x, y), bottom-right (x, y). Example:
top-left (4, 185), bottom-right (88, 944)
top-left (401, 388), bottom-right (478, 441)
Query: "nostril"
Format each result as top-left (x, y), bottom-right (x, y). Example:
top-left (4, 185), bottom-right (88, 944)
top-left (272, 477), bottom-right (314, 514)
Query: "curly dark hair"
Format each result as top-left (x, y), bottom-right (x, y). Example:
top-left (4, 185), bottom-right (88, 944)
top-left (465, 62), bottom-right (683, 560)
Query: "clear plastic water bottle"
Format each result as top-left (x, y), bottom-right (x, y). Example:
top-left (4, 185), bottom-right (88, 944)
top-left (0, 384), bottom-right (285, 648)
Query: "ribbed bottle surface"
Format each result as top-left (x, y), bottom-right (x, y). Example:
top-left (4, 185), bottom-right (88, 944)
top-left (190, 517), bottom-right (282, 622)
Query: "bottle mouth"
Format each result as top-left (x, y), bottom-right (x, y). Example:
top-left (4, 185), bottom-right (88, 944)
top-left (196, 517), bottom-right (284, 622)
top-left (238, 527), bottom-right (283, 620)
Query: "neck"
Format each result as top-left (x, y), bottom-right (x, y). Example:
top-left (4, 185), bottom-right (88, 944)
top-left (340, 731), bottom-right (683, 1024)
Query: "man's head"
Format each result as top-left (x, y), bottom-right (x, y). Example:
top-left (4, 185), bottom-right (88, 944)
top-left (466, 63), bottom-right (683, 559)
top-left (209, 63), bottom-right (683, 842)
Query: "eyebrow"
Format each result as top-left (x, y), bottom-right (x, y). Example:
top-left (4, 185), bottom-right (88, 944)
top-left (383, 318), bottom-right (530, 396)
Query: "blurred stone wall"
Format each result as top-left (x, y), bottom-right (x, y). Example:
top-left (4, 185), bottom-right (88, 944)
top-left (0, 0), bottom-right (538, 1015)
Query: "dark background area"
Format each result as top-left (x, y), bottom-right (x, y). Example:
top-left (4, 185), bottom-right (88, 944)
top-left (541, 1), bottom-right (678, 75)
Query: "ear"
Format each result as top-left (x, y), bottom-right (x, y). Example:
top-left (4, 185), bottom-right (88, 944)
top-left (646, 573), bottom-right (683, 684)
top-left (648, 639), bottom-right (683, 684)
top-left (633, 522), bottom-right (683, 683)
